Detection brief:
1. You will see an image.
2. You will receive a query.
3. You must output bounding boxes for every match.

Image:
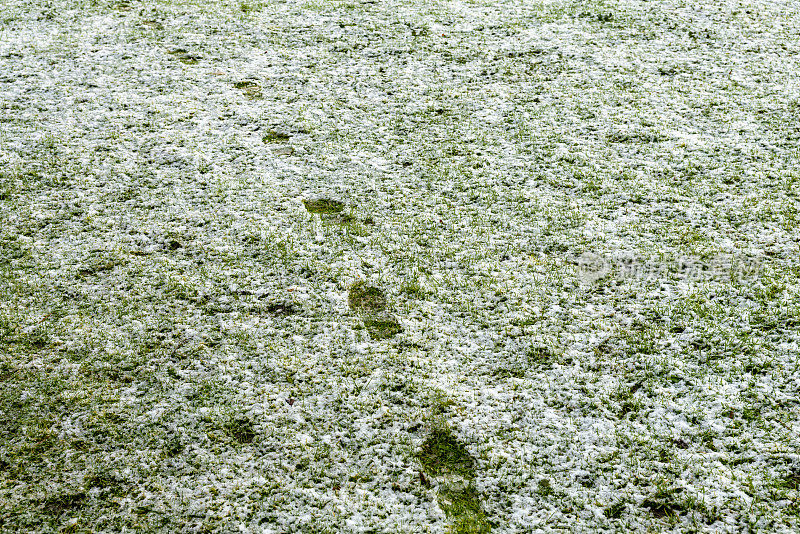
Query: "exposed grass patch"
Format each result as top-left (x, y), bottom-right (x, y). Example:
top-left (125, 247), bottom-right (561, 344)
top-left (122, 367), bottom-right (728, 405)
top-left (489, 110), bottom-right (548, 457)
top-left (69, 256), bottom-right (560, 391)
top-left (417, 424), bottom-right (491, 532)
top-left (222, 414), bottom-right (256, 444)
top-left (262, 130), bottom-right (292, 143)
top-left (0, 172), bottom-right (19, 201)
top-left (77, 256), bottom-right (126, 277)
top-left (400, 280), bottom-right (426, 299)
top-left (611, 381), bottom-right (645, 419)
top-left (417, 427), bottom-right (475, 480)
top-left (777, 467), bottom-right (800, 491)
top-left (39, 492), bottom-right (87, 516)
top-left (536, 478), bottom-right (556, 497)
top-left (303, 198), bottom-right (345, 214)
top-left (363, 316), bottom-right (403, 339)
top-left (239, 0), bottom-right (264, 13)
top-left (490, 364), bottom-right (526, 379)
top-left (166, 48), bottom-right (200, 64)
top-left (113, 0), bottom-right (132, 11)
top-left (641, 487), bottom-right (684, 519)
top-left (233, 80), bottom-right (262, 99)
top-left (348, 281), bottom-right (388, 313)
top-left (604, 501), bottom-right (627, 519)
top-left (639, 481), bottom-right (720, 523)
top-left (526, 345), bottom-right (556, 369)
top-left (438, 485), bottom-right (492, 534)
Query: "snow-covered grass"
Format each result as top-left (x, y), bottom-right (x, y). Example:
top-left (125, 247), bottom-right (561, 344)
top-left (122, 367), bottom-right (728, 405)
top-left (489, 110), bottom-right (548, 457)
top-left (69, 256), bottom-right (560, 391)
top-left (1, 0), bottom-right (799, 531)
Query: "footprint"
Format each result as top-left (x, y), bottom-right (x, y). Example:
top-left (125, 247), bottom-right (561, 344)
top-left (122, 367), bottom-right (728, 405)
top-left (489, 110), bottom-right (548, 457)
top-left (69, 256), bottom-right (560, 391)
top-left (348, 282), bottom-right (387, 313)
top-left (417, 427), bottom-right (476, 478)
top-left (347, 283), bottom-right (403, 340)
top-left (303, 198), bottom-right (345, 215)
top-left (417, 426), bottom-right (492, 533)
top-left (233, 80), bottom-right (262, 99)
top-left (262, 130), bottom-right (292, 143)
top-left (438, 485), bottom-right (491, 534)
top-left (167, 49), bottom-right (201, 65)
top-left (363, 316), bottom-right (403, 340)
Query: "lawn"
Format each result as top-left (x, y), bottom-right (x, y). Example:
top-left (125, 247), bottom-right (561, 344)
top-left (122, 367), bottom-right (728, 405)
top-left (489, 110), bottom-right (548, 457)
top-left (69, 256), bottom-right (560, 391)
top-left (1, 0), bottom-right (799, 531)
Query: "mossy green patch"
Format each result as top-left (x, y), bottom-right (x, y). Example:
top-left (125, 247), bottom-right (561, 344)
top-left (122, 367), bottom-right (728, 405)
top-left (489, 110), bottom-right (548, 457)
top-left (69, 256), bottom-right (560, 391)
top-left (84, 472), bottom-right (127, 497)
top-left (39, 492), bottom-right (87, 516)
top-left (0, 176), bottom-right (16, 200)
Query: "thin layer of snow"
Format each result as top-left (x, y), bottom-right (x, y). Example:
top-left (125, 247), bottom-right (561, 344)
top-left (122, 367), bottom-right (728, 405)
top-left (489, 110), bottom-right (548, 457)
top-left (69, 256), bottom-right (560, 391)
top-left (1, 0), bottom-right (799, 532)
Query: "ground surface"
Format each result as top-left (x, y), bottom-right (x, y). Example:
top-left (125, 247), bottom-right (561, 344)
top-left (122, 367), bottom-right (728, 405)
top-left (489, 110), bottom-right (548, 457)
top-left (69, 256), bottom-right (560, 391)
top-left (1, 0), bottom-right (800, 532)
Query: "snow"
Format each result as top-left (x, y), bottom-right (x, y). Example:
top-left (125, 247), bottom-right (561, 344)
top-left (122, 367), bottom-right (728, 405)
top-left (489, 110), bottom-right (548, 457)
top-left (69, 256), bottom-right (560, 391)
top-left (1, 0), bottom-right (799, 531)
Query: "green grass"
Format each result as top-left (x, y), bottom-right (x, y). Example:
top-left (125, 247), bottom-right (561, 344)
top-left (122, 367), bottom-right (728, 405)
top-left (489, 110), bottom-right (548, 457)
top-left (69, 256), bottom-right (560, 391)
top-left (221, 413), bottom-right (257, 444)
top-left (1, 0), bottom-right (799, 530)
top-left (400, 280), bottom-right (426, 299)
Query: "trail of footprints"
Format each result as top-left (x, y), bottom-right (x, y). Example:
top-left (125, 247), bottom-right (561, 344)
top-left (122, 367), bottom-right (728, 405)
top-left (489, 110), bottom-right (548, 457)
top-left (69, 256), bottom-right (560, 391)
top-left (302, 198), bottom-right (403, 340)
top-left (304, 199), bottom-right (491, 532)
